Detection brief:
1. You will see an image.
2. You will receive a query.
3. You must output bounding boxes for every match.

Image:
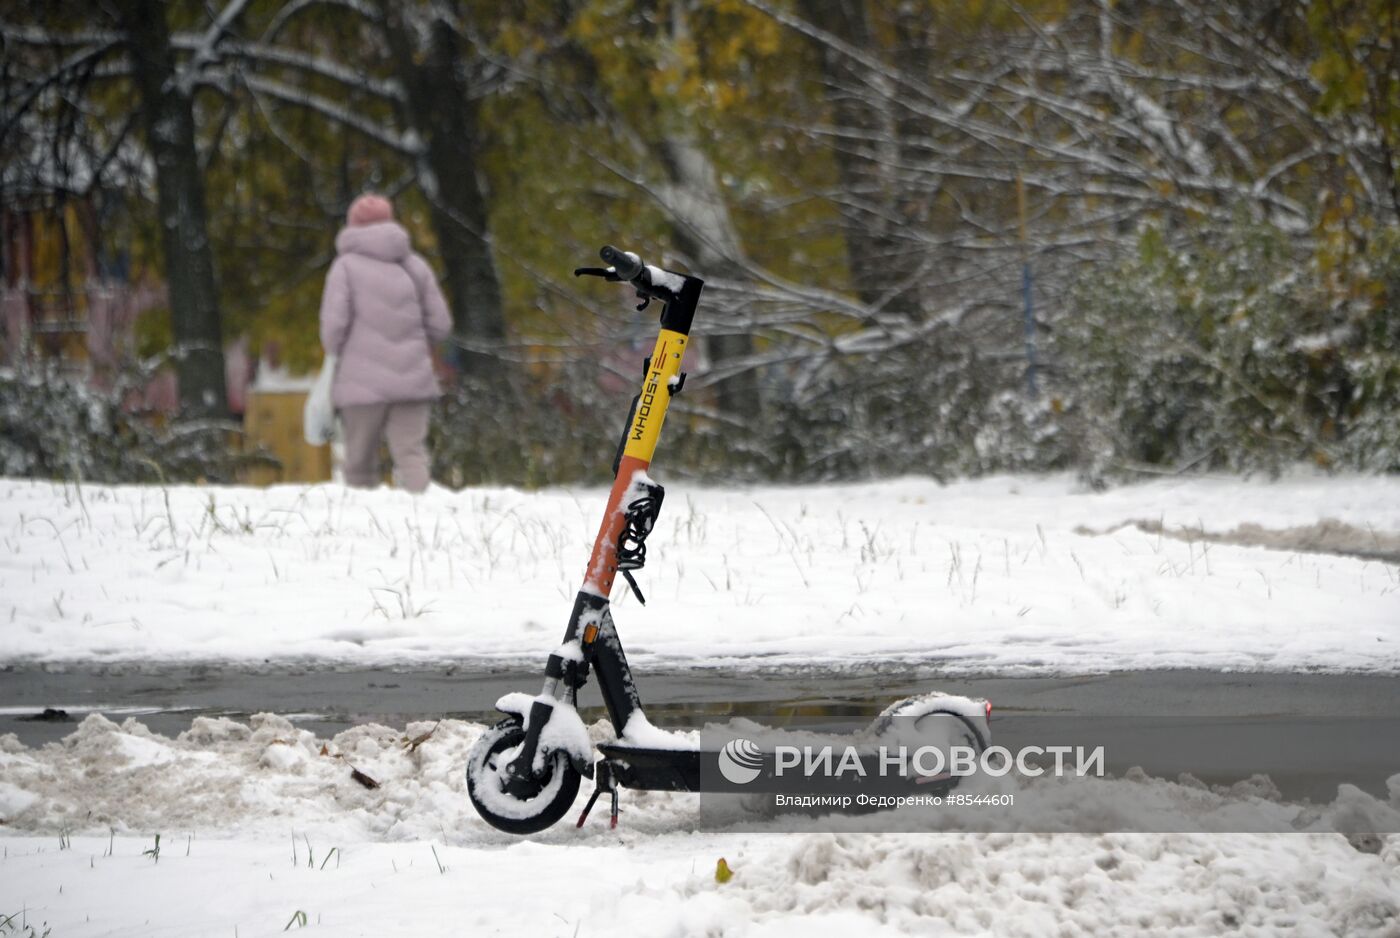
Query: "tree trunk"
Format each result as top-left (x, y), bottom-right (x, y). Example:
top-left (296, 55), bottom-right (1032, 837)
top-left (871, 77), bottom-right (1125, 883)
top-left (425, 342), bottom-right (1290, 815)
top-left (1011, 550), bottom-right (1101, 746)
top-left (795, 0), bottom-right (924, 321)
top-left (113, 0), bottom-right (228, 417)
top-left (376, 2), bottom-right (506, 378)
top-left (653, 137), bottom-right (762, 418)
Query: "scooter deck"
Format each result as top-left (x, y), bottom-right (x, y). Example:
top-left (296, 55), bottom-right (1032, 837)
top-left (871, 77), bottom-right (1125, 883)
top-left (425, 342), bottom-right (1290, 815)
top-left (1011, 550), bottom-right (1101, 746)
top-left (597, 743), bottom-right (701, 792)
top-left (596, 742), bottom-right (964, 796)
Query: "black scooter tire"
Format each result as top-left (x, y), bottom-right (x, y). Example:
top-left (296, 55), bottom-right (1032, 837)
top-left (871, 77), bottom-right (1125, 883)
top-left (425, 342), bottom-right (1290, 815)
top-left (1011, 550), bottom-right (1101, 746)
top-left (466, 717), bottom-right (581, 835)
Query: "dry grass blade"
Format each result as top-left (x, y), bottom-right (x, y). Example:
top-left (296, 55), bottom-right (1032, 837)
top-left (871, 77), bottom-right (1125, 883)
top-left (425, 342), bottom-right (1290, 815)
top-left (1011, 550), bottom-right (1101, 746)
top-left (402, 720), bottom-right (441, 753)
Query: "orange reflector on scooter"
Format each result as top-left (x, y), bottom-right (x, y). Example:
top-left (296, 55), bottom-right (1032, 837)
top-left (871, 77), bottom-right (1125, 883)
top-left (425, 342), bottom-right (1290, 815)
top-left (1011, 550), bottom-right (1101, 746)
top-left (582, 624), bottom-right (599, 644)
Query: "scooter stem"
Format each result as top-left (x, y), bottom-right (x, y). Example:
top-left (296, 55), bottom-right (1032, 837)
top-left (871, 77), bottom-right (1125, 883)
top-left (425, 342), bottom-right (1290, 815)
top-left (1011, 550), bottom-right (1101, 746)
top-left (581, 272), bottom-right (703, 600)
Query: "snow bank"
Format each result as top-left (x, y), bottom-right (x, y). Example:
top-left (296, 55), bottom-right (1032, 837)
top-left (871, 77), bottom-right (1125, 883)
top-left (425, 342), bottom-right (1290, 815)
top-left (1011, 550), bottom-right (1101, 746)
top-left (0, 713), bottom-right (688, 842)
top-left (5, 711), bottom-right (1399, 838)
top-left (1, 473), bottom-right (1397, 672)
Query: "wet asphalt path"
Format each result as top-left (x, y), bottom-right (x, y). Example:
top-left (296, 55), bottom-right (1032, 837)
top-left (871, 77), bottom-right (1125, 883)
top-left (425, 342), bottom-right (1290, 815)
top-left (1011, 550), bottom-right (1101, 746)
top-left (2, 665), bottom-right (1396, 800)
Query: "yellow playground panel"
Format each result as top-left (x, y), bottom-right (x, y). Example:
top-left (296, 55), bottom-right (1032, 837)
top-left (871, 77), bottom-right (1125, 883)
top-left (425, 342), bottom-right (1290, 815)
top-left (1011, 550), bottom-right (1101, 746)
top-left (241, 387), bottom-right (332, 485)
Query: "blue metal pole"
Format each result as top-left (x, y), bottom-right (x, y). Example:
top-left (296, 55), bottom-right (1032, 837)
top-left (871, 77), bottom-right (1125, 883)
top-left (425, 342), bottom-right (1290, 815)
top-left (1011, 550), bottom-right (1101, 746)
top-left (1021, 260), bottom-right (1038, 396)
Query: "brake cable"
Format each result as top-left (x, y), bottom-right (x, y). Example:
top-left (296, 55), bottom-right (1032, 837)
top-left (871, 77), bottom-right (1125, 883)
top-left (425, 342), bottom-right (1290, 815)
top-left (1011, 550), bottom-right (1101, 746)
top-left (615, 482), bottom-right (664, 605)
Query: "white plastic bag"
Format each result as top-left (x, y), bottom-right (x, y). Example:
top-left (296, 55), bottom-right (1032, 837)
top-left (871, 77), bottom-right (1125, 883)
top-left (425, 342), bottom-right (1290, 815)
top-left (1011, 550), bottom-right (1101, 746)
top-left (303, 354), bottom-right (337, 445)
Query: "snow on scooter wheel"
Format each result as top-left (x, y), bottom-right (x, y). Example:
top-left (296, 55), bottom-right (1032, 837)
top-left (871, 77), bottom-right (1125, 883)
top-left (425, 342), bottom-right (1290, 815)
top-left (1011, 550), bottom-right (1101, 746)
top-left (869, 693), bottom-right (992, 791)
top-left (466, 717), bottom-right (581, 835)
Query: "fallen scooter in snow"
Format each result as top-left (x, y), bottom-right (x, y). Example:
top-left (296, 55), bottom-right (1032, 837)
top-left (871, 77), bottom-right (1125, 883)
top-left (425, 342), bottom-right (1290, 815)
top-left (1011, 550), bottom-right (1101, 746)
top-left (465, 246), bottom-right (991, 834)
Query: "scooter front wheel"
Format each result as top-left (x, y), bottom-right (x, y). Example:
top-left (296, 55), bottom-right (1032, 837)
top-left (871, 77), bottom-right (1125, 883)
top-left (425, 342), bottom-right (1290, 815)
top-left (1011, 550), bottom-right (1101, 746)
top-left (466, 717), bottom-right (581, 835)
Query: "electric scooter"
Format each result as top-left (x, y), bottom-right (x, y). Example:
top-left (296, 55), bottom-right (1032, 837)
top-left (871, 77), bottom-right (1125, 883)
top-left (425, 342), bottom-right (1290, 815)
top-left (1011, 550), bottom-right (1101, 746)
top-left (465, 246), bottom-right (991, 835)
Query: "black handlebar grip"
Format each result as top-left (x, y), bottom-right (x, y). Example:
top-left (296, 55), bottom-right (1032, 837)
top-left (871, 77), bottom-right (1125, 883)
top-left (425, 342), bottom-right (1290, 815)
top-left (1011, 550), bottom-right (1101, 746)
top-left (600, 245), bottom-right (644, 282)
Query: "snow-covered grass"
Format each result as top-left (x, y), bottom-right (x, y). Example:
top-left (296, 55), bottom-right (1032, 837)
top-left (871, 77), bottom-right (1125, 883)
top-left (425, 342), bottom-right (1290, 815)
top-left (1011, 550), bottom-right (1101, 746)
top-left (1, 473), bottom-right (1397, 672)
top-left (1, 712), bottom-right (1398, 936)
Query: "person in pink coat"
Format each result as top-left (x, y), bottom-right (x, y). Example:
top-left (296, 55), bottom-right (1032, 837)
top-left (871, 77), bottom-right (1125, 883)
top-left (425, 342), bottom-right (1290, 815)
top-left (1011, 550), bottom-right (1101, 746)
top-left (319, 194), bottom-right (452, 493)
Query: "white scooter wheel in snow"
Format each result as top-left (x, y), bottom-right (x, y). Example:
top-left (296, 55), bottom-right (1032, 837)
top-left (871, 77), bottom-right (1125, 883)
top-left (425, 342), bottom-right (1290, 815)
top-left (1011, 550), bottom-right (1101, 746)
top-left (466, 717), bottom-right (581, 835)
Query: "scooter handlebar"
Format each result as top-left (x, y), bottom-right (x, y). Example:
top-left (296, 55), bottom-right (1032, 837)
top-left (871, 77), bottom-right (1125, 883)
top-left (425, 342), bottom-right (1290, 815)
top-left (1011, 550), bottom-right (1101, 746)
top-left (599, 245), bottom-right (645, 282)
top-left (576, 244), bottom-right (702, 334)
top-left (596, 246), bottom-right (690, 299)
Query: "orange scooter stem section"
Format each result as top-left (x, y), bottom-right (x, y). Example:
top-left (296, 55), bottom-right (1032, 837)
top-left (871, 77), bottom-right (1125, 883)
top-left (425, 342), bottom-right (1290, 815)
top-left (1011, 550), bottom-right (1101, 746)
top-left (583, 453), bottom-right (651, 597)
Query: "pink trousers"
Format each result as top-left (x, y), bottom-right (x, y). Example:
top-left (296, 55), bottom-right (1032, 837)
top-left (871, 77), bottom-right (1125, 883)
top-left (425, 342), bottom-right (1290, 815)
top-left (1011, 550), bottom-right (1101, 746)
top-left (340, 401), bottom-right (432, 493)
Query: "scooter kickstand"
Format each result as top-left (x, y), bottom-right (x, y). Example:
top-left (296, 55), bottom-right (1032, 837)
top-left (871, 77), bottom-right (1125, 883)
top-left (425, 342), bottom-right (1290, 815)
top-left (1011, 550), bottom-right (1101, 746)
top-left (575, 788), bottom-right (603, 828)
top-left (577, 761), bottom-right (617, 829)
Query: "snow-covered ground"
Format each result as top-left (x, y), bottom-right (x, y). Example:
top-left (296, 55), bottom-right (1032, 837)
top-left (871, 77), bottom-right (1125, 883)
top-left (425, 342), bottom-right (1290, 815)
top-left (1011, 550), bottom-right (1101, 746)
top-left (3, 473), bottom-right (1400, 934)
top-left (1, 473), bottom-right (1397, 672)
top-left (2, 711), bottom-right (1399, 936)
top-left (6, 828), bottom-right (1393, 937)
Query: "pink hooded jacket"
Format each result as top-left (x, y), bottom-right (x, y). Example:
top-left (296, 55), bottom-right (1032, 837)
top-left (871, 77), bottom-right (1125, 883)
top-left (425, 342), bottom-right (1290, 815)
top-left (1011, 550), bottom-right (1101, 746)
top-left (319, 221), bottom-right (453, 407)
